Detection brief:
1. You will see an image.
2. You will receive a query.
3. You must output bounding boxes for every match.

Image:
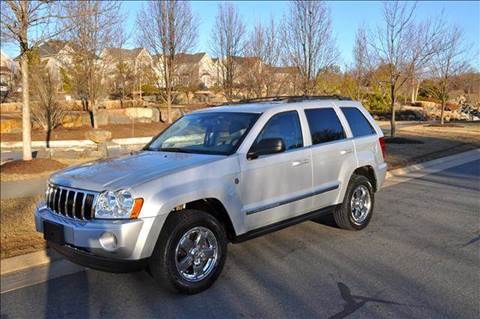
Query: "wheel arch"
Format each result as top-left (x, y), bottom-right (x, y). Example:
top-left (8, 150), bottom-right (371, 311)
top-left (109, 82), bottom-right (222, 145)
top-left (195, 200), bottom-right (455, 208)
top-left (183, 198), bottom-right (237, 242)
top-left (352, 165), bottom-right (377, 192)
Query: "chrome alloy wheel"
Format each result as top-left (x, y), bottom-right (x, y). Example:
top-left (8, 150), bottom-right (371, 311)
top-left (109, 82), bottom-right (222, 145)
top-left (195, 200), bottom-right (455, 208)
top-left (350, 185), bottom-right (371, 224)
top-left (175, 226), bottom-right (219, 282)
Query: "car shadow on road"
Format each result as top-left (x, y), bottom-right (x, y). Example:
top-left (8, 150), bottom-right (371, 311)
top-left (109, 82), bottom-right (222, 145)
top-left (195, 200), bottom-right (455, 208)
top-left (44, 249), bottom-right (90, 319)
top-left (310, 212), bottom-right (339, 228)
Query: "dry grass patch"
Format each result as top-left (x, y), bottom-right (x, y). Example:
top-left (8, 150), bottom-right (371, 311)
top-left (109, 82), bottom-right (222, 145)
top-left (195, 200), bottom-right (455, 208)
top-left (1, 195), bottom-right (45, 259)
top-left (384, 122), bottom-right (480, 170)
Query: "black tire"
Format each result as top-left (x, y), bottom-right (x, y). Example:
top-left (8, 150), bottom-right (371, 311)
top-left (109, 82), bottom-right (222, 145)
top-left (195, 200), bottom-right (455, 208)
top-left (333, 174), bottom-right (374, 230)
top-left (149, 209), bottom-right (227, 294)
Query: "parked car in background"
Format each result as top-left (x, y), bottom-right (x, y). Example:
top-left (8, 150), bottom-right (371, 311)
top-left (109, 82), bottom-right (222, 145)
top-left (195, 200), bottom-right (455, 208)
top-left (35, 96), bottom-right (387, 294)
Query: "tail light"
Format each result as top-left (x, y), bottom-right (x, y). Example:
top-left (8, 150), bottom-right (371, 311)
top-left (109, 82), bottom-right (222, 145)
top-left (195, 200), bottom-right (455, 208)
top-left (379, 137), bottom-right (387, 159)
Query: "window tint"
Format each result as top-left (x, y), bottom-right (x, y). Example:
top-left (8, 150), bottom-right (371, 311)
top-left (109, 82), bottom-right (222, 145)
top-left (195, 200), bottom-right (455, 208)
top-left (254, 111), bottom-right (303, 151)
top-left (305, 108), bottom-right (346, 144)
top-left (341, 107), bottom-right (376, 137)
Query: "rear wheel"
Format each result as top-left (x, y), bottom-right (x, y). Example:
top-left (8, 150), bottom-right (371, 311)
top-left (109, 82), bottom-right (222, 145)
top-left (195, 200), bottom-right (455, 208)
top-left (334, 174), bottom-right (374, 230)
top-left (149, 209), bottom-right (227, 294)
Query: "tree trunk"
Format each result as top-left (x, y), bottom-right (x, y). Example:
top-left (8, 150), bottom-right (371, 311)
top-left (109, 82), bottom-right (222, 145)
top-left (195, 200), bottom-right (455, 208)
top-left (440, 99), bottom-right (445, 125)
top-left (21, 53), bottom-right (32, 161)
top-left (165, 83), bottom-right (172, 124)
top-left (411, 78), bottom-right (416, 103)
top-left (390, 83), bottom-right (396, 138)
top-left (414, 82), bottom-right (420, 103)
top-left (91, 101), bottom-right (98, 129)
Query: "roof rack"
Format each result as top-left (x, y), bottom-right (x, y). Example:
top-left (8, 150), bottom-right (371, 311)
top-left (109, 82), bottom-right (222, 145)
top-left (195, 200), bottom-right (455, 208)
top-left (215, 95), bottom-right (352, 106)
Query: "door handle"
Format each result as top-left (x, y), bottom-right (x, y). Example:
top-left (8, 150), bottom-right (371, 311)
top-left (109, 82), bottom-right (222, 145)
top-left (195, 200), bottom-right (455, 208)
top-left (292, 159), bottom-right (310, 167)
top-left (340, 149), bottom-right (353, 155)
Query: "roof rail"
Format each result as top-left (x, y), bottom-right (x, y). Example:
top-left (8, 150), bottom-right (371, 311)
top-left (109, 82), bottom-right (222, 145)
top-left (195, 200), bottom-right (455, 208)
top-left (215, 95), bottom-right (352, 106)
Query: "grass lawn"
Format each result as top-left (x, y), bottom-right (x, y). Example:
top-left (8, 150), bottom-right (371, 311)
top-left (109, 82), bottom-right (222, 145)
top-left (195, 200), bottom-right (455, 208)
top-left (0, 195), bottom-right (45, 259)
top-left (380, 121), bottom-right (480, 169)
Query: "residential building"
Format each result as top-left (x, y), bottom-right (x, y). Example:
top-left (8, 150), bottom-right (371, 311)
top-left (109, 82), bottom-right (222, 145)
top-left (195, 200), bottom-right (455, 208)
top-left (100, 47), bottom-right (155, 97)
top-left (174, 52), bottom-right (218, 89)
top-left (36, 40), bottom-right (76, 81)
top-left (0, 50), bottom-right (18, 98)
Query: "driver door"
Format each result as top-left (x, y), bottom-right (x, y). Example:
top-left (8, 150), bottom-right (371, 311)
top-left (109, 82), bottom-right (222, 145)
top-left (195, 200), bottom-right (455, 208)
top-left (238, 111), bottom-right (313, 231)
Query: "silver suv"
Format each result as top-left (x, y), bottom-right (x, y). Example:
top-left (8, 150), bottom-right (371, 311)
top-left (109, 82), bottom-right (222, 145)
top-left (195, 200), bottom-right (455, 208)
top-left (35, 97), bottom-right (387, 294)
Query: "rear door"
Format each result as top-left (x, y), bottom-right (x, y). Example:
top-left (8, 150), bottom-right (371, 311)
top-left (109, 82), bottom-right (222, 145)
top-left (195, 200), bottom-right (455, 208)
top-left (304, 106), bottom-right (357, 208)
top-left (238, 110), bottom-right (313, 230)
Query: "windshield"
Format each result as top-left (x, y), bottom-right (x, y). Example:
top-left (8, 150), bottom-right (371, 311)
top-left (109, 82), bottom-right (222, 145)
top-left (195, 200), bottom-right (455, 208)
top-left (146, 112), bottom-right (260, 155)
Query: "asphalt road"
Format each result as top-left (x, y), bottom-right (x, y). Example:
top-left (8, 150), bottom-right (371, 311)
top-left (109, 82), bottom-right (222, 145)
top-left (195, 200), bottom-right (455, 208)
top-left (1, 160), bottom-right (479, 319)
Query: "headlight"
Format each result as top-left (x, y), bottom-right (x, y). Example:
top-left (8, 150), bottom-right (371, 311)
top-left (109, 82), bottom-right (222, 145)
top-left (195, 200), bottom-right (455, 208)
top-left (95, 189), bottom-right (142, 219)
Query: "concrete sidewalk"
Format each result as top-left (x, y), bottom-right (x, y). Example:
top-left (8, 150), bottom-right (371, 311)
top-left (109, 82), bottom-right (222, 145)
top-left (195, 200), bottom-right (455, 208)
top-left (1, 176), bottom-right (48, 199)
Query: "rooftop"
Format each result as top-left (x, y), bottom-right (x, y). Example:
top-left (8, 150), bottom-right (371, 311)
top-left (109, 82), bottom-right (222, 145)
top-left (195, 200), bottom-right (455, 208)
top-left (196, 96), bottom-right (354, 114)
top-left (102, 47), bottom-right (144, 60)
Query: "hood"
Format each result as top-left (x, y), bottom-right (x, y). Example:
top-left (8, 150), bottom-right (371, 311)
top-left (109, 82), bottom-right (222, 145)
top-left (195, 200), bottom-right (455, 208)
top-left (50, 151), bottom-right (224, 192)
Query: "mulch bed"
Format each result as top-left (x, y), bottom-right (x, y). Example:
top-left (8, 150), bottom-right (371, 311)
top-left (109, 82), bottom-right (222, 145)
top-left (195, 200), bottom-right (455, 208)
top-left (1, 158), bottom-right (66, 175)
top-left (426, 124), bottom-right (465, 128)
top-left (384, 137), bottom-right (424, 144)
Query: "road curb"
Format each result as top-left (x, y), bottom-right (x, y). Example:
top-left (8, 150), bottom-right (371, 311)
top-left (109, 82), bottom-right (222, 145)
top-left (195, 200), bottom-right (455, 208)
top-left (1, 249), bottom-right (61, 276)
top-left (385, 148), bottom-right (480, 180)
top-left (1, 148), bottom-right (479, 293)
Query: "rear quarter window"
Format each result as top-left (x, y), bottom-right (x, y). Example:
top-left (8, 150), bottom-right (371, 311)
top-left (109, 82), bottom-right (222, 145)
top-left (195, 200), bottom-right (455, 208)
top-left (340, 107), bottom-right (376, 137)
top-left (304, 108), bottom-right (346, 145)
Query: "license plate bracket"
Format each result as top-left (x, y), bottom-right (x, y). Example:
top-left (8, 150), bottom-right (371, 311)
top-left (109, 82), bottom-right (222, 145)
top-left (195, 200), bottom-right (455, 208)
top-left (43, 220), bottom-right (65, 245)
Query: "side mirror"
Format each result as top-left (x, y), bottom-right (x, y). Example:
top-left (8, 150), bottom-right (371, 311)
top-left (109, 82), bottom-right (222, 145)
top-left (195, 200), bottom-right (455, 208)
top-left (247, 138), bottom-right (286, 160)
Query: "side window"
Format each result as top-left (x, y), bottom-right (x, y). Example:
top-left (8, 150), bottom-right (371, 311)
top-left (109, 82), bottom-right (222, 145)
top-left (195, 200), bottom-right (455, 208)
top-left (341, 107), bottom-right (376, 137)
top-left (304, 108), bottom-right (346, 145)
top-left (254, 111), bottom-right (303, 151)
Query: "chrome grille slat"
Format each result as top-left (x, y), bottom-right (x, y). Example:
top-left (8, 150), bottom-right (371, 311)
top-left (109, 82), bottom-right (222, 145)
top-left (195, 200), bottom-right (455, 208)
top-left (64, 190), bottom-right (69, 215)
top-left (49, 187), bottom-right (54, 208)
top-left (46, 184), bottom-right (97, 221)
top-left (55, 187), bottom-right (61, 213)
top-left (46, 187), bottom-right (52, 208)
top-left (72, 192), bottom-right (78, 218)
top-left (81, 194), bottom-right (87, 220)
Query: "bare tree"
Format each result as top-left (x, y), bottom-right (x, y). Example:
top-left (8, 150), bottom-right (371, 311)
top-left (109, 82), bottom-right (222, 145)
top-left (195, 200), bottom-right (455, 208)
top-left (1, 1), bottom-right (67, 160)
top-left (137, 0), bottom-right (197, 123)
top-left (245, 18), bottom-right (281, 97)
top-left (352, 26), bottom-right (369, 100)
top-left (29, 56), bottom-right (66, 147)
top-left (366, 2), bottom-right (444, 137)
top-left (211, 2), bottom-right (246, 101)
top-left (282, 0), bottom-right (337, 95)
top-left (62, 0), bottom-right (123, 129)
top-left (427, 25), bottom-right (470, 125)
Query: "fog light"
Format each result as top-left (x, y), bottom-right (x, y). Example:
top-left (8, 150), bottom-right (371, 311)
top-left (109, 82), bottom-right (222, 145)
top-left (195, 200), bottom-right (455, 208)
top-left (99, 232), bottom-right (117, 251)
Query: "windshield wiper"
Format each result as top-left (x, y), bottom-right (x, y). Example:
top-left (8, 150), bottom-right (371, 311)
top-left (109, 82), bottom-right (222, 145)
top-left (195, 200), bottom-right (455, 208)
top-left (158, 147), bottom-right (194, 154)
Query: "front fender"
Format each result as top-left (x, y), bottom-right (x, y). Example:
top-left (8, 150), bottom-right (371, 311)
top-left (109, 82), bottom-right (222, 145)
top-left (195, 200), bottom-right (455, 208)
top-left (132, 156), bottom-right (243, 257)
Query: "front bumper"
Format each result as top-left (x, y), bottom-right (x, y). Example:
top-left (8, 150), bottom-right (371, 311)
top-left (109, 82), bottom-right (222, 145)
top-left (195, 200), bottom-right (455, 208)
top-left (35, 203), bottom-right (164, 265)
top-left (48, 242), bottom-right (147, 273)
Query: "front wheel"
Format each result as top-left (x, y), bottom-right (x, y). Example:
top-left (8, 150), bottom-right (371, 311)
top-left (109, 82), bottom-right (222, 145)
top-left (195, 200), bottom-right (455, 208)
top-left (149, 209), bottom-right (227, 294)
top-left (334, 174), bottom-right (374, 230)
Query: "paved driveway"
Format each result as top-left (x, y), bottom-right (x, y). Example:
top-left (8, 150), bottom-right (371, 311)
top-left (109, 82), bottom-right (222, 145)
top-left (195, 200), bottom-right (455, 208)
top-left (1, 160), bottom-right (479, 319)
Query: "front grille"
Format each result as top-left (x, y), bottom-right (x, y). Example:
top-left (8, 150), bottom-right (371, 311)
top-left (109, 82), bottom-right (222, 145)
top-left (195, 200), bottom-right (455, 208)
top-left (46, 184), bottom-right (97, 220)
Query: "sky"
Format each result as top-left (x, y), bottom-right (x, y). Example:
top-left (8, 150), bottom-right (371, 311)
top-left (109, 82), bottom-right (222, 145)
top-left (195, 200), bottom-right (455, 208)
top-left (2, 1), bottom-right (479, 68)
